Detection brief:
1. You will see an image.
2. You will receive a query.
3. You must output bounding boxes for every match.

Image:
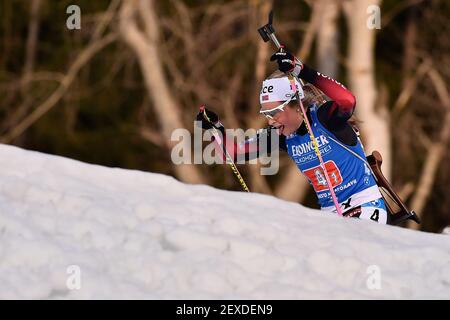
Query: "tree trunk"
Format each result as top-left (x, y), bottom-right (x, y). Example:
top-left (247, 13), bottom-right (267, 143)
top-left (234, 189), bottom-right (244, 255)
top-left (316, 0), bottom-right (339, 78)
top-left (343, 0), bottom-right (392, 180)
top-left (275, 0), bottom-right (339, 203)
top-left (119, 0), bottom-right (205, 184)
top-left (2, 0), bottom-right (42, 143)
top-left (408, 68), bottom-right (450, 229)
top-left (246, 0), bottom-right (273, 194)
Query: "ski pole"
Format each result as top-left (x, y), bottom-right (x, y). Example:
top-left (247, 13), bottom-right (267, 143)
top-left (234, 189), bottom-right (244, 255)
top-left (200, 106), bottom-right (250, 193)
top-left (257, 11), bottom-right (343, 216)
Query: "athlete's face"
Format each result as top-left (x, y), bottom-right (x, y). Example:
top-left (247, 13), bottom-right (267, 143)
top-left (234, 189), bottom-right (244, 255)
top-left (260, 101), bottom-right (303, 136)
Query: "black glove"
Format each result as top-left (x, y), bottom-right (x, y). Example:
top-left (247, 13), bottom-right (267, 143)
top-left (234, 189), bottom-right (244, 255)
top-left (196, 106), bottom-right (221, 130)
top-left (270, 46), bottom-right (303, 77)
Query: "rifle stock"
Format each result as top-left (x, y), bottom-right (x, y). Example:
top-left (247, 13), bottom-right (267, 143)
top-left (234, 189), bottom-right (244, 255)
top-left (366, 151), bottom-right (421, 225)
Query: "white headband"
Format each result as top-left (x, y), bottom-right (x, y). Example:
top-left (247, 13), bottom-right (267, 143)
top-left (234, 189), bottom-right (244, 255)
top-left (259, 77), bottom-right (304, 104)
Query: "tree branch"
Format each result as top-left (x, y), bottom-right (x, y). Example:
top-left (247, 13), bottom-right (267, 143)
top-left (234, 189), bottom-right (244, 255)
top-left (408, 67), bottom-right (450, 229)
top-left (0, 33), bottom-right (117, 143)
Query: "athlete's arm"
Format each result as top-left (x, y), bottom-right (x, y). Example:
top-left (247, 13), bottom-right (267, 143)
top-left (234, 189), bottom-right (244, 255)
top-left (298, 64), bottom-right (356, 124)
top-left (297, 65), bottom-right (357, 145)
top-left (196, 107), bottom-right (286, 162)
top-left (270, 48), bottom-right (356, 123)
top-left (216, 126), bottom-right (287, 162)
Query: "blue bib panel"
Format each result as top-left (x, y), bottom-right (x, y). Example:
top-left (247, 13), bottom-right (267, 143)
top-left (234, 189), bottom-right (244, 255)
top-left (285, 105), bottom-right (378, 209)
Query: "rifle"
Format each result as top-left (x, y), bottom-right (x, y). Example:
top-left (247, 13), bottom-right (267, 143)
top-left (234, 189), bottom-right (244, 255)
top-left (367, 151), bottom-right (421, 225)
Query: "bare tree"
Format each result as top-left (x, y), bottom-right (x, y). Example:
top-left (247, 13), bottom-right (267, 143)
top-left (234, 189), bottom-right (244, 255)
top-left (316, 0), bottom-right (339, 78)
top-left (2, 0), bottom-right (42, 139)
top-left (343, 0), bottom-right (392, 180)
top-left (245, 0), bottom-right (273, 194)
top-left (275, 0), bottom-right (339, 202)
top-left (408, 67), bottom-right (450, 229)
top-left (119, 0), bottom-right (205, 184)
top-left (1, 0), bottom-right (119, 144)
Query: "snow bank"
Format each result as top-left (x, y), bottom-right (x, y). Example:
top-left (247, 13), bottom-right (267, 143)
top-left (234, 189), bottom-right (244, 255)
top-left (0, 144), bottom-right (449, 299)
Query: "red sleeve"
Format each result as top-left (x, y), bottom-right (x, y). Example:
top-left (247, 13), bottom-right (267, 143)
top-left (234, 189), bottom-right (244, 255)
top-left (220, 136), bottom-right (259, 162)
top-left (211, 127), bottom-right (259, 162)
top-left (299, 65), bottom-right (356, 119)
top-left (211, 127), bottom-right (282, 162)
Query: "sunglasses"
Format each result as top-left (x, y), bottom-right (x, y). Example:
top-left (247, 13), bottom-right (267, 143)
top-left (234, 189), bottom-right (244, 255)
top-left (259, 96), bottom-right (296, 120)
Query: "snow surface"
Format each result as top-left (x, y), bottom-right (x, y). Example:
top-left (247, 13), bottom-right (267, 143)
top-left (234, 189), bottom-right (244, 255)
top-left (0, 143), bottom-right (449, 299)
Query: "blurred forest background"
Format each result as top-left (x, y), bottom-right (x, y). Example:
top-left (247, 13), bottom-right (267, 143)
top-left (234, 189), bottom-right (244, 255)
top-left (0, 0), bottom-right (449, 232)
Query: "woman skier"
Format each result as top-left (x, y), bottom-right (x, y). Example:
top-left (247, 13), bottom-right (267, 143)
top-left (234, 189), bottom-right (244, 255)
top-left (196, 48), bottom-right (387, 224)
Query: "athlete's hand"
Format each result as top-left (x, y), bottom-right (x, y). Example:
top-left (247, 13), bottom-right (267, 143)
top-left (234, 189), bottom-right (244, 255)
top-left (196, 106), bottom-right (220, 130)
top-left (270, 46), bottom-right (303, 78)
